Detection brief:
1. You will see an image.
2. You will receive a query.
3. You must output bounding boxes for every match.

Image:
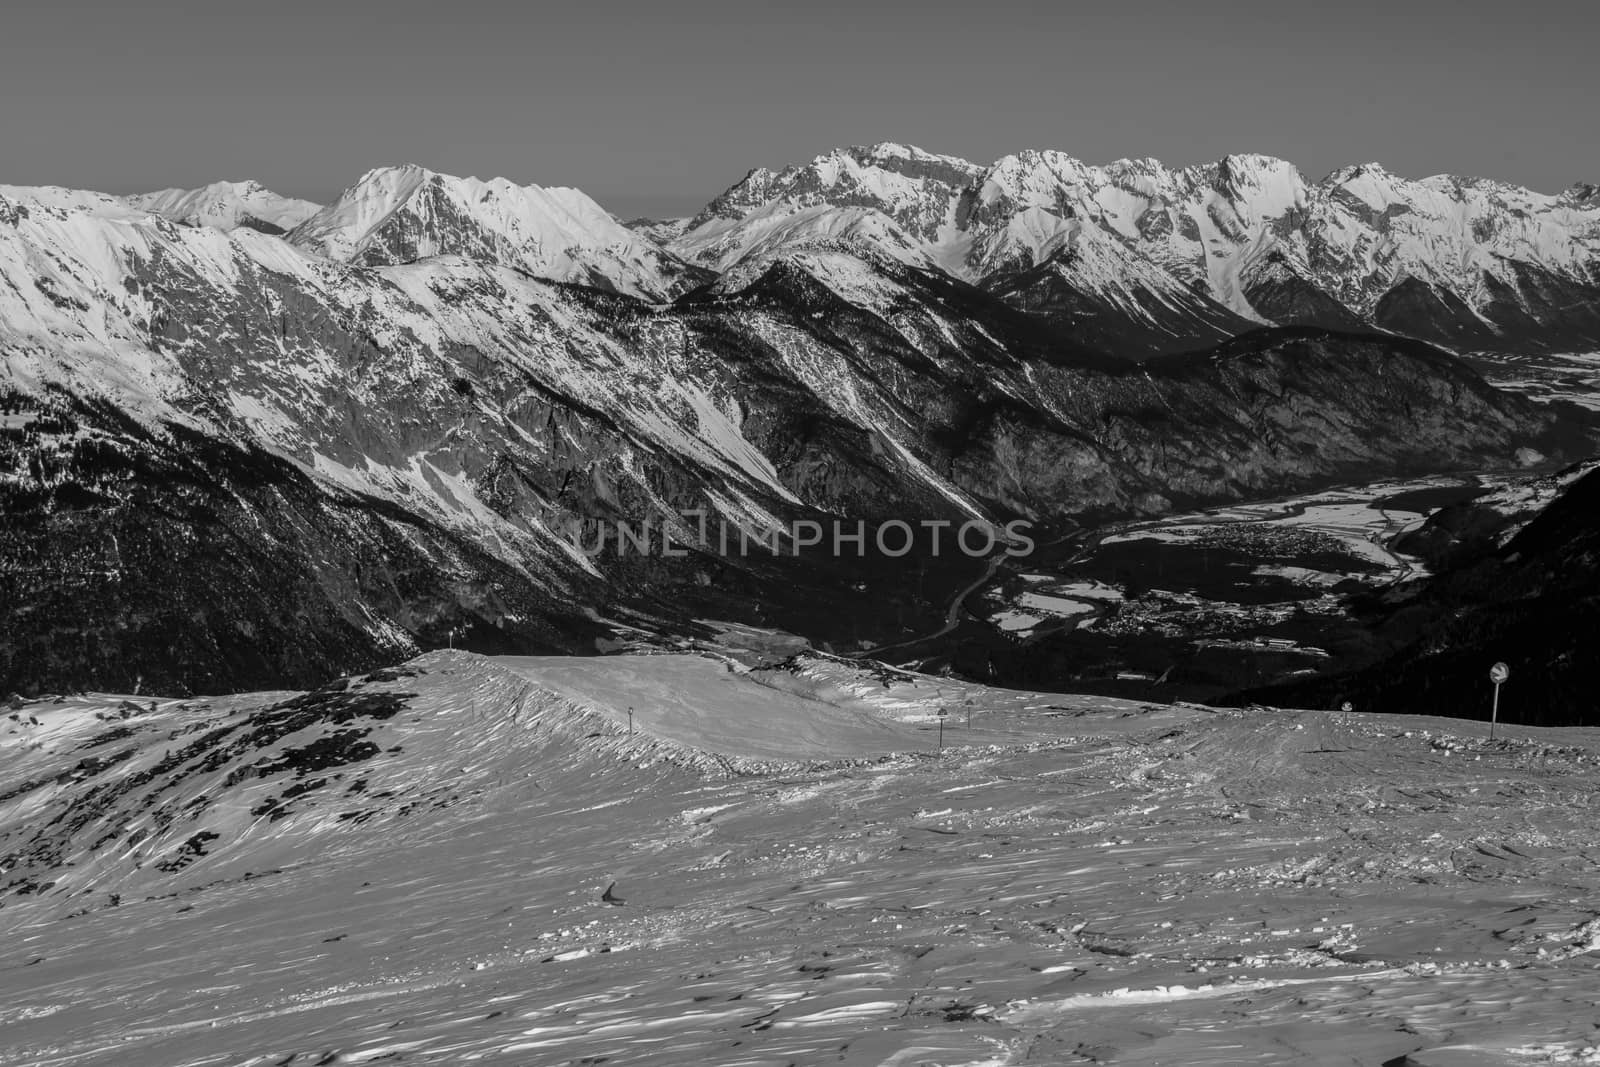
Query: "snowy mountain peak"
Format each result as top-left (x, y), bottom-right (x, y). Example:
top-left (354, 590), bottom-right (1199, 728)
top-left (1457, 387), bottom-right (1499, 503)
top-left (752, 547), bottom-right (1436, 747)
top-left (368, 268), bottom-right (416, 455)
top-left (845, 141), bottom-right (984, 178)
top-left (127, 179), bottom-right (321, 235)
top-left (797, 141), bottom-right (980, 175)
top-left (1317, 162), bottom-right (1431, 210)
top-left (1324, 161), bottom-right (1392, 180)
top-left (288, 164), bottom-right (700, 300)
top-left (978, 149), bottom-right (1091, 194)
top-left (1211, 153), bottom-right (1306, 193)
top-left (1102, 155), bottom-right (1168, 177)
top-left (0, 183), bottom-right (147, 221)
top-left (689, 144), bottom-right (983, 241)
top-left (855, 140), bottom-right (953, 161)
top-left (353, 161), bottom-right (432, 188)
top-left (1216, 151), bottom-right (1296, 172)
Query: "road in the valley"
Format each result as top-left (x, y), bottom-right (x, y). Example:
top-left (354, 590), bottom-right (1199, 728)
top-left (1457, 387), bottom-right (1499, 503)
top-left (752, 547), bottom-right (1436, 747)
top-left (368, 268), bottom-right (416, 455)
top-left (850, 523), bottom-right (1096, 661)
top-left (848, 550), bottom-right (1011, 660)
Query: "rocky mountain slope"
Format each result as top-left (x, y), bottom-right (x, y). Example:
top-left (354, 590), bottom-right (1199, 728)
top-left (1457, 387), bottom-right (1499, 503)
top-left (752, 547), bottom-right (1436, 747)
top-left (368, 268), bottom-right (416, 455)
top-left (673, 144), bottom-right (1600, 356)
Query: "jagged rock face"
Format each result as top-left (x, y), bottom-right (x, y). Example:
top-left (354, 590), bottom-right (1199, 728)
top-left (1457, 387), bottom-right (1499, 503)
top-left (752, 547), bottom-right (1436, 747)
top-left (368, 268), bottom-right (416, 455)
top-left (1, 191), bottom-right (1591, 694)
top-left (1242, 463), bottom-right (1600, 726)
top-left (1237, 250), bottom-right (1370, 332)
top-left (674, 146), bottom-right (1600, 355)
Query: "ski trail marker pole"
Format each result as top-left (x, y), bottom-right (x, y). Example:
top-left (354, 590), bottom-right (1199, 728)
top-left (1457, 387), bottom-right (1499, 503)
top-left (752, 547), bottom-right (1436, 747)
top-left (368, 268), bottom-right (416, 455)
top-left (1489, 663), bottom-right (1508, 740)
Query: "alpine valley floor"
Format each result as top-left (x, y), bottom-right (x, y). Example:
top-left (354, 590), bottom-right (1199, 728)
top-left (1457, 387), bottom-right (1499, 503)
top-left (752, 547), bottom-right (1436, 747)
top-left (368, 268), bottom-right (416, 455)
top-left (3, 651), bottom-right (1600, 1066)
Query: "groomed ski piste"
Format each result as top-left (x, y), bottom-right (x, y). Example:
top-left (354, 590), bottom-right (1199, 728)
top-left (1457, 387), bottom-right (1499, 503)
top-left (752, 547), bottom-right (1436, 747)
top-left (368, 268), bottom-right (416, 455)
top-left (3, 650), bottom-right (1600, 1066)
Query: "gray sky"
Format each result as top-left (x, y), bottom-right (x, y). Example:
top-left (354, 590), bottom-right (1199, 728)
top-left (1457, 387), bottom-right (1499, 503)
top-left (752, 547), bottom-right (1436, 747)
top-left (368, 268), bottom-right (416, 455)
top-left (3, 0), bottom-right (1594, 219)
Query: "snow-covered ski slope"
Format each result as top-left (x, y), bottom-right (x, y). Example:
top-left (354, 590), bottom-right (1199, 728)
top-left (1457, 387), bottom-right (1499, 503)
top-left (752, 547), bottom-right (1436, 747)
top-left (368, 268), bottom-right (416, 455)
top-left (4, 651), bottom-right (1600, 1065)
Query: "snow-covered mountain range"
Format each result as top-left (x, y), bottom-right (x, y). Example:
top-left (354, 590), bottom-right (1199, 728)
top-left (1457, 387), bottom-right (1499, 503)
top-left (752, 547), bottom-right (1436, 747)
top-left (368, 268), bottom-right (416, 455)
top-left (669, 144), bottom-right (1600, 355)
top-left (100, 145), bottom-right (1600, 355)
top-left (1, 147), bottom-right (1596, 693)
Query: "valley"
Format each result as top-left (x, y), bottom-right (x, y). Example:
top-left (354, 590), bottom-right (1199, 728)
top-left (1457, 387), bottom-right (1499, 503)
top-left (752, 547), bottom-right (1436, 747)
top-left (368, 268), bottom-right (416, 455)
top-left (863, 470), bottom-right (1520, 706)
top-left (1466, 350), bottom-right (1600, 412)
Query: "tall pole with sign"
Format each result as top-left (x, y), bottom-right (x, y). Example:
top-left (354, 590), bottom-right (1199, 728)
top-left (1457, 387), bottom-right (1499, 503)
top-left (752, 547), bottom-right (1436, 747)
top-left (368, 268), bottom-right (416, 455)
top-left (1489, 662), bottom-right (1509, 740)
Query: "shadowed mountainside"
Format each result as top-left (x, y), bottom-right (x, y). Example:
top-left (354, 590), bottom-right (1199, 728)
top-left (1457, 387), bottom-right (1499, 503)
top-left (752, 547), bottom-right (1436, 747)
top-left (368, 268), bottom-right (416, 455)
top-left (1234, 464), bottom-right (1600, 725)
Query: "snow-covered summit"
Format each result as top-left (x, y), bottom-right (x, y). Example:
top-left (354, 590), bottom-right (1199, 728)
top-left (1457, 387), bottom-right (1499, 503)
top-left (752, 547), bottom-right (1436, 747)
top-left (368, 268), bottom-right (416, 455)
top-left (690, 143), bottom-right (984, 243)
top-left (127, 179), bottom-right (321, 234)
top-left (0, 183), bottom-right (148, 220)
top-left (287, 164), bottom-right (700, 301)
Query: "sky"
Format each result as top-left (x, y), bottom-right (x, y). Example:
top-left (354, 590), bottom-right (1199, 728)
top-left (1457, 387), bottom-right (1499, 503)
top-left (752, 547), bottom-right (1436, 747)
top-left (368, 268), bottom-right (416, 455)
top-left (2, 0), bottom-right (1595, 219)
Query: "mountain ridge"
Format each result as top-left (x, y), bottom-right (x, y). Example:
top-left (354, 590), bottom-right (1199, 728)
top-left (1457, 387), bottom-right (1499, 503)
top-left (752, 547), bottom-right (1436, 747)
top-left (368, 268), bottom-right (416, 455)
top-left (29, 143), bottom-right (1600, 355)
top-left (669, 143), bottom-right (1600, 355)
